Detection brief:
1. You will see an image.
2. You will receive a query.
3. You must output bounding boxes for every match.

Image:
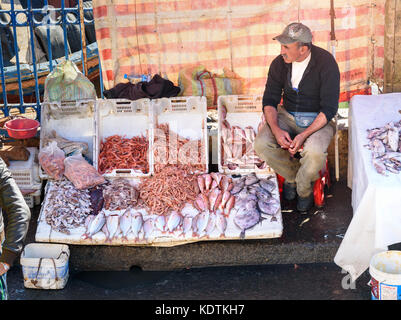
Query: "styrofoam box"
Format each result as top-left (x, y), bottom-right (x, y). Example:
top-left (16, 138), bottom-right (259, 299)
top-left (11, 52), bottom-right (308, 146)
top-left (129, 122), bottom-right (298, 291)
top-left (152, 96), bottom-right (208, 174)
top-left (217, 95), bottom-right (274, 175)
top-left (8, 147), bottom-right (42, 189)
top-left (20, 243), bottom-right (69, 290)
top-left (23, 188), bottom-right (41, 208)
top-left (94, 98), bottom-right (153, 178)
top-left (39, 100), bottom-right (96, 180)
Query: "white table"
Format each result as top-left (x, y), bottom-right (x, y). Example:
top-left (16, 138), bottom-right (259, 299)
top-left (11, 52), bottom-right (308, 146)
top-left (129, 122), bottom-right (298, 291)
top-left (334, 93), bottom-right (401, 282)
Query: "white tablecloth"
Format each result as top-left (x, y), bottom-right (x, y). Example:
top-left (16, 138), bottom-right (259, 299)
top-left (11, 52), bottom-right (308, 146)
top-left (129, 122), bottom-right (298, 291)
top-left (334, 93), bottom-right (401, 282)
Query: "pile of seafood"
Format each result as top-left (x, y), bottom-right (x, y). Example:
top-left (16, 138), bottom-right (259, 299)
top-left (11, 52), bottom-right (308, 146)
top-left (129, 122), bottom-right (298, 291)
top-left (102, 178), bottom-right (140, 211)
top-left (365, 120), bottom-right (401, 175)
top-left (139, 166), bottom-right (199, 216)
top-left (98, 134), bottom-right (149, 174)
top-left (220, 105), bottom-right (267, 171)
top-left (153, 123), bottom-right (206, 173)
top-left (43, 179), bottom-right (92, 234)
top-left (231, 173), bottom-right (280, 238)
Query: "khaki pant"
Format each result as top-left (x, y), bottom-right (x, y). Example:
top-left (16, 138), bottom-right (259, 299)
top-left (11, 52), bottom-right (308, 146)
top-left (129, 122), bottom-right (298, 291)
top-left (254, 105), bottom-right (335, 198)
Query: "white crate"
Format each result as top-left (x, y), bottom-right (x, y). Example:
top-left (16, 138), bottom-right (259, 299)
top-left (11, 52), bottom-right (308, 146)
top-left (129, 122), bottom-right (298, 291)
top-left (95, 98), bottom-right (153, 178)
top-left (217, 95), bottom-right (274, 175)
top-left (23, 188), bottom-right (41, 208)
top-left (152, 96), bottom-right (208, 174)
top-left (39, 100), bottom-right (97, 180)
top-left (8, 147), bottom-right (42, 189)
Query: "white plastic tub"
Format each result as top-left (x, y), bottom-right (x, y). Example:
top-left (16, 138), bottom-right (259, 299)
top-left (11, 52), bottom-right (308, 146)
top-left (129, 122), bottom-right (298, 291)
top-left (8, 147), bottom-right (42, 189)
top-left (217, 95), bottom-right (273, 175)
top-left (20, 243), bottom-right (70, 290)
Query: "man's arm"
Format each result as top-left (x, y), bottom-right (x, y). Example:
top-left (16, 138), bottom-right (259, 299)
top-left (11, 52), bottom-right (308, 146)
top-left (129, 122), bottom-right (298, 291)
top-left (0, 158), bottom-right (31, 272)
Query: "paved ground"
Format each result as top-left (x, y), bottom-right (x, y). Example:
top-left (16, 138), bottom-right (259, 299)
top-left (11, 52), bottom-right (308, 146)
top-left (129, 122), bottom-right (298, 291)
top-left (6, 262), bottom-right (372, 300)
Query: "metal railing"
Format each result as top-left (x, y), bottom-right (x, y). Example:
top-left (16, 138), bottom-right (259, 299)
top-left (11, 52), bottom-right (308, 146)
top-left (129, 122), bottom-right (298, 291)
top-left (0, 0), bottom-right (103, 121)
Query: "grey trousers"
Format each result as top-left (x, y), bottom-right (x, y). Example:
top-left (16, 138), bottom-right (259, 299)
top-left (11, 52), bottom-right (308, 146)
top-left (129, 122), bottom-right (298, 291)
top-left (254, 105), bottom-right (335, 198)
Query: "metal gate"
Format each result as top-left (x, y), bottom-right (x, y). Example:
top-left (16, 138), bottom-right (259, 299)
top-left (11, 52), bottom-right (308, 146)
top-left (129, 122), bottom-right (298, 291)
top-left (0, 0), bottom-right (103, 121)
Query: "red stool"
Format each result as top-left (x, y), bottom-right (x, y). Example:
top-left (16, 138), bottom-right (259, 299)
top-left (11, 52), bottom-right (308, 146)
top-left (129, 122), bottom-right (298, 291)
top-left (276, 158), bottom-right (330, 208)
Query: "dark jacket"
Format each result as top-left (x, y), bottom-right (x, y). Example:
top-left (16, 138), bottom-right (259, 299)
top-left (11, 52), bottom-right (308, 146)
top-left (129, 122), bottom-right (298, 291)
top-left (262, 44), bottom-right (340, 122)
top-left (0, 158), bottom-right (31, 267)
top-left (104, 74), bottom-right (181, 101)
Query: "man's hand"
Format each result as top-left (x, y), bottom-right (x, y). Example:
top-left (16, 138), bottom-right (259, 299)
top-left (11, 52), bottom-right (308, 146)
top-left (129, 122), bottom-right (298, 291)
top-left (0, 262), bottom-right (10, 276)
top-left (288, 133), bottom-right (307, 155)
top-left (272, 128), bottom-right (292, 149)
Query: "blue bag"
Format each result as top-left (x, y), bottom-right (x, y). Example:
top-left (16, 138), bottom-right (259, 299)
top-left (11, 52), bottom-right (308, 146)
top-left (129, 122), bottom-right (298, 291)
top-left (288, 111), bottom-right (318, 128)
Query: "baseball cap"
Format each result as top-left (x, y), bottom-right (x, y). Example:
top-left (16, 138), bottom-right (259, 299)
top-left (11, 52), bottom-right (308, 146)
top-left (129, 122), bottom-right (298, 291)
top-left (273, 22), bottom-right (313, 44)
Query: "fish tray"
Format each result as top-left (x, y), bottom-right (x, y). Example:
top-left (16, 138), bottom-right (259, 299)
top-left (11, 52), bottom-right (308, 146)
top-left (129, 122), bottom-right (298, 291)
top-left (217, 95), bottom-right (274, 175)
top-left (152, 96), bottom-right (209, 174)
top-left (39, 100), bottom-right (97, 180)
top-left (94, 98), bottom-right (153, 178)
top-left (8, 147), bottom-right (42, 189)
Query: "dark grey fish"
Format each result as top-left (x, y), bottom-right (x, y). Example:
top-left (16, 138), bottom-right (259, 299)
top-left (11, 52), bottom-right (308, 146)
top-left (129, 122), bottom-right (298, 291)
top-left (258, 198), bottom-right (280, 216)
top-left (259, 179), bottom-right (275, 193)
top-left (245, 199), bottom-right (257, 211)
top-left (231, 179), bottom-right (245, 195)
top-left (244, 173), bottom-right (259, 186)
top-left (255, 186), bottom-right (271, 200)
top-left (234, 207), bottom-right (264, 239)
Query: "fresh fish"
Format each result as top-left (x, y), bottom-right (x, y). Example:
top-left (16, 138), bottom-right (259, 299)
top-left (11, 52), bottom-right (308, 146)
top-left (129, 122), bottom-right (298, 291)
top-left (195, 211), bottom-right (210, 236)
top-left (245, 199), bottom-right (258, 211)
top-left (234, 207), bottom-right (264, 239)
top-left (372, 157), bottom-right (387, 176)
top-left (120, 209), bottom-right (132, 241)
top-left (182, 215), bottom-right (193, 235)
top-left (194, 193), bottom-right (208, 212)
top-left (210, 172), bottom-right (223, 186)
top-left (220, 175), bottom-right (232, 192)
top-left (255, 186), bottom-right (272, 200)
top-left (197, 175), bottom-right (206, 194)
top-left (213, 191), bottom-right (223, 212)
top-left (201, 193), bottom-right (210, 212)
top-left (104, 214), bottom-right (120, 243)
top-left (221, 104), bottom-right (227, 120)
top-left (211, 179), bottom-right (219, 190)
top-left (371, 138), bottom-right (386, 156)
top-left (166, 211), bottom-right (182, 233)
top-left (223, 195), bottom-right (235, 216)
top-left (231, 179), bottom-right (245, 194)
top-left (204, 174), bottom-right (213, 192)
top-left (131, 211), bottom-right (143, 241)
top-left (205, 213), bottom-right (217, 236)
top-left (258, 198), bottom-right (280, 216)
top-left (219, 191), bottom-right (232, 210)
top-left (208, 187), bottom-right (221, 212)
top-left (259, 179), bottom-right (275, 193)
top-left (155, 215), bottom-right (166, 233)
top-left (143, 218), bottom-right (155, 240)
top-left (82, 211), bottom-right (106, 240)
top-left (244, 173), bottom-right (259, 186)
top-left (215, 212), bottom-right (227, 237)
top-left (387, 127), bottom-right (399, 152)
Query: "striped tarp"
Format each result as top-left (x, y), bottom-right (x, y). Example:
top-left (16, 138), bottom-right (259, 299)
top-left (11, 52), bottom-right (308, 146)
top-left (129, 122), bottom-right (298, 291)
top-left (92, 0), bottom-right (385, 105)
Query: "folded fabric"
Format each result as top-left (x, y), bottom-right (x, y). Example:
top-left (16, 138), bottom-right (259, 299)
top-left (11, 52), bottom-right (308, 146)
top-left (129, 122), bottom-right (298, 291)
top-left (104, 74), bottom-right (181, 100)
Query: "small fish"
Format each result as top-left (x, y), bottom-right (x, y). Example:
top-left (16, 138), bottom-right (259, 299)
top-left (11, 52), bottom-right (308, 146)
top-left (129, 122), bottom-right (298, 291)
top-left (205, 213), bottom-right (217, 236)
top-left (210, 172), bottom-right (223, 186)
top-left (215, 212), bottom-right (227, 237)
top-left (245, 173), bottom-right (259, 186)
top-left (208, 187), bottom-right (221, 212)
top-left (166, 211), bottom-right (182, 233)
top-left (143, 218), bottom-right (155, 240)
top-left (223, 195), bottom-right (235, 216)
top-left (182, 215), bottom-right (193, 235)
top-left (258, 198), bottom-right (280, 216)
top-left (155, 215), bottom-right (166, 233)
top-left (387, 127), bottom-right (399, 152)
top-left (197, 175), bottom-right (206, 194)
top-left (259, 179), bottom-right (275, 193)
top-left (231, 178), bottom-right (245, 195)
top-left (131, 211), bottom-right (143, 241)
top-left (195, 211), bottom-right (210, 236)
top-left (204, 174), bottom-right (213, 192)
top-left (82, 211), bottom-right (106, 240)
top-left (194, 193), bottom-right (208, 212)
top-left (372, 157), bottom-right (387, 176)
top-left (219, 191), bottom-right (232, 210)
top-left (120, 209), bottom-right (132, 241)
top-left (234, 207), bottom-right (264, 239)
top-left (213, 191), bottom-right (223, 212)
top-left (104, 214), bottom-right (120, 243)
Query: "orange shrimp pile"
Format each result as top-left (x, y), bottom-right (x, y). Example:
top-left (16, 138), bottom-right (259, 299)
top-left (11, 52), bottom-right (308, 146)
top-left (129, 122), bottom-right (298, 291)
top-left (139, 166), bottom-right (200, 216)
top-left (153, 123), bottom-right (206, 173)
top-left (98, 134), bottom-right (149, 174)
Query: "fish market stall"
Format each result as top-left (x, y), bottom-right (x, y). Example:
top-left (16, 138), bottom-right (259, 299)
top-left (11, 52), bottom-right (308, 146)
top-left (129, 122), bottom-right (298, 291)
top-left (35, 96), bottom-right (283, 247)
top-left (334, 93), bottom-right (401, 282)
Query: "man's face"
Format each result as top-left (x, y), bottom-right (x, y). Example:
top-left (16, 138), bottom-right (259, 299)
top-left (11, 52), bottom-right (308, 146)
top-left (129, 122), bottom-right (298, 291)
top-left (280, 42), bottom-right (304, 63)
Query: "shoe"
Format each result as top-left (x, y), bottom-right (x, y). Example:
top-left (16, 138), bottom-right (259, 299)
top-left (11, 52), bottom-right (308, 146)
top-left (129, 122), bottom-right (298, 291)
top-left (283, 182), bottom-right (297, 201)
top-left (297, 193), bottom-right (314, 213)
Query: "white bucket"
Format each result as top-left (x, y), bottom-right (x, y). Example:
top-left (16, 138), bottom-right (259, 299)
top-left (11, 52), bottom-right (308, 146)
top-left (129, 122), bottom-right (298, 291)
top-left (20, 243), bottom-right (70, 290)
top-left (369, 250), bottom-right (401, 300)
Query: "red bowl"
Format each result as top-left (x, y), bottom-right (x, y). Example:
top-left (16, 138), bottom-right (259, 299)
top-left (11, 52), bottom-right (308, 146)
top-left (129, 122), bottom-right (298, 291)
top-left (4, 118), bottom-right (40, 139)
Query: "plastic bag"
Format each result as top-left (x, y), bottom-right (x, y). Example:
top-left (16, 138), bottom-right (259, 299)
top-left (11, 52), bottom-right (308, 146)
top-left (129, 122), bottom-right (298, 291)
top-left (64, 153), bottom-right (106, 190)
top-left (39, 141), bottom-right (65, 180)
top-left (44, 60), bottom-right (97, 102)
